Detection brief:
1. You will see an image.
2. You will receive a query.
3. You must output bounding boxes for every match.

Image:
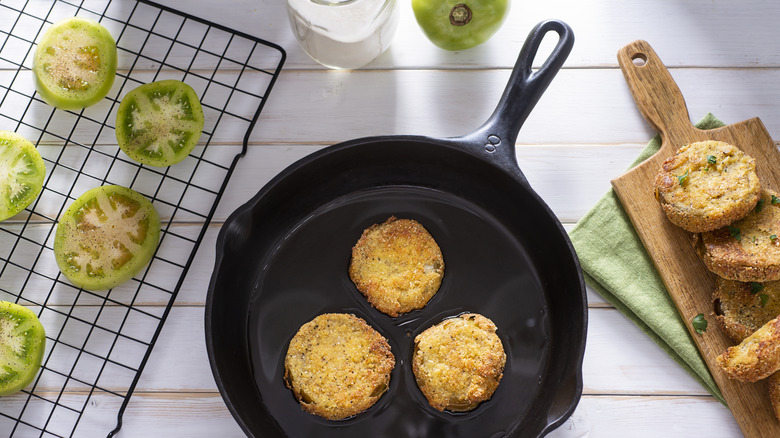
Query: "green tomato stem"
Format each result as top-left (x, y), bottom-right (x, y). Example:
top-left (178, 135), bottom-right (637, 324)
top-left (450, 3), bottom-right (472, 26)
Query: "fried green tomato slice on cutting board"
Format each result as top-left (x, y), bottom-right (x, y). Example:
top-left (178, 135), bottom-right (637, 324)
top-left (115, 80), bottom-right (205, 167)
top-left (0, 301), bottom-right (46, 396)
top-left (32, 17), bottom-right (117, 110)
top-left (712, 277), bottom-right (780, 420)
top-left (717, 315), bottom-right (780, 383)
top-left (713, 277), bottom-right (780, 342)
top-left (653, 140), bottom-right (760, 233)
top-left (695, 189), bottom-right (780, 282)
top-left (54, 185), bottom-right (160, 291)
top-left (0, 131), bottom-right (45, 221)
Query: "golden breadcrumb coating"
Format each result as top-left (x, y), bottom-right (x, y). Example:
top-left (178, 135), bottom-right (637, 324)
top-left (412, 313), bottom-right (505, 412)
top-left (717, 316), bottom-right (780, 383)
top-left (284, 313), bottom-right (395, 420)
top-left (695, 190), bottom-right (780, 282)
top-left (711, 278), bottom-right (780, 420)
top-left (654, 140), bottom-right (760, 232)
top-left (349, 216), bottom-right (444, 317)
top-left (713, 277), bottom-right (780, 343)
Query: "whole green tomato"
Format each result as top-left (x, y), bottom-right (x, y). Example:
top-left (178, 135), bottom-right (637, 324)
top-left (412, 0), bottom-right (510, 51)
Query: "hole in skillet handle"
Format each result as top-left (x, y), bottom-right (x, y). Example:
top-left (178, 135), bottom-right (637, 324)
top-left (458, 19), bottom-right (574, 183)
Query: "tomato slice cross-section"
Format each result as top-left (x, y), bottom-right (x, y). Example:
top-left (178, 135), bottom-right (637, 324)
top-left (32, 17), bottom-right (117, 110)
top-left (0, 131), bottom-right (46, 222)
top-left (116, 79), bottom-right (205, 167)
top-left (54, 185), bottom-right (161, 291)
top-left (0, 301), bottom-right (46, 396)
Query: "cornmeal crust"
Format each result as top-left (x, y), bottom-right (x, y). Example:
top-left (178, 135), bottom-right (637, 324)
top-left (284, 313), bottom-right (395, 420)
top-left (713, 277), bottom-right (780, 342)
top-left (712, 277), bottom-right (780, 420)
top-left (412, 313), bottom-right (505, 412)
top-left (654, 140), bottom-right (760, 232)
top-left (349, 216), bottom-right (444, 317)
top-left (717, 316), bottom-right (780, 383)
top-left (695, 190), bottom-right (780, 282)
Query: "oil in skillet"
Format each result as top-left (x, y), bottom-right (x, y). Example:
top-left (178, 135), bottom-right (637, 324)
top-left (247, 186), bottom-right (549, 437)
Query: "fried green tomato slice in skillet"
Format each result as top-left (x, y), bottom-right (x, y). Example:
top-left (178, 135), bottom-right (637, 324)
top-left (0, 301), bottom-right (46, 396)
top-left (116, 80), bottom-right (205, 167)
top-left (0, 131), bottom-right (45, 222)
top-left (54, 185), bottom-right (161, 291)
top-left (412, 313), bottom-right (506, 412)
top-left (349, 216), bottom-right (445, 317)
top-left (284, 313), bottom-right (395, 420)
top-left (32, 17), bottom-right (117, 110)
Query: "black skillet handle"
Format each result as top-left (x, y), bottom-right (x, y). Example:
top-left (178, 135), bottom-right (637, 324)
top-left (459, 20), bottom-right (574, 182)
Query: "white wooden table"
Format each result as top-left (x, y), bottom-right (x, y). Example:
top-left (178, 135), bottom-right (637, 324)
top-left (7, 0), bottom-right (780, 436)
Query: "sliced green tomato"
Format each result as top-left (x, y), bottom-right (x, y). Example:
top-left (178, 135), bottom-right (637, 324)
top-left (0, 131), bottom-right (46, 222)
top-left (0, 301), bottom-right (46, 397)
top-left (54, 185), bottom-right (161, 291)
top-left (32, 17), bottom-right (117, 110)
top-left (116, 80), bottom-right (205, 167)
top-left (412, 0), bottom-right (509, 51)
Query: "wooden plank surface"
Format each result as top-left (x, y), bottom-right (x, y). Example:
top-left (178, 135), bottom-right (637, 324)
top-left (248, 68), bottom-right (780, 145)
top-left (612, 40), bottom-right (780, 437)
top-left (168, 0), bottom-right (780, 70)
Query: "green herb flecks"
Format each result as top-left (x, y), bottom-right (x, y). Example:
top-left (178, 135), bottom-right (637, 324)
top-left (692, 313), bottom-right (708, 334)
top-left (772, 235), bottom-right (778, 243)
top-left (773, 195), bottom-right (780, 205)
top-left (729, 225), bottom-right (742, 241)
top-left (756, 199), bottom-right (766, 212)
top-left (760, 294), bottom-right (770, 307)
top-left (750, 282), bottom-right (764, 294)
top-left (707, 155), bottom-right (717, 165)
top-left (677, 170), bottom-right (689, 186)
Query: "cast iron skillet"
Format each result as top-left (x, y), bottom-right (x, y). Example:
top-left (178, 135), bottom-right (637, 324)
top-left (206, 19), bottom-right (586, 438)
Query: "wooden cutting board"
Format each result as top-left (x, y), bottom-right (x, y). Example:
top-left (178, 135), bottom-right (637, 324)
top-left (611, 40), bottom-right (780, 437)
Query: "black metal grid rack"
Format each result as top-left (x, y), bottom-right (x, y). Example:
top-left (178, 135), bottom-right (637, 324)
top-left (0, 1), bottom-right (285, 436)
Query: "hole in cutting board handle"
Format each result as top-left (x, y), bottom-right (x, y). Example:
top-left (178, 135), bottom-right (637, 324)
top-left (631, 53), bottom-right (648, 66)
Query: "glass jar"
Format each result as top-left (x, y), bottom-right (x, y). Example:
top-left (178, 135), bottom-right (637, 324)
top-left (286, 0), bottom-right (399, 70)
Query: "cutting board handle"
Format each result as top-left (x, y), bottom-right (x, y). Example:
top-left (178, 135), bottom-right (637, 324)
top-left (617, 40), bottom-right (697, 148)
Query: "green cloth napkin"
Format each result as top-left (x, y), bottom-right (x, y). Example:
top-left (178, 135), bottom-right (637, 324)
top-left (568, 113), bottom-right (726, 405)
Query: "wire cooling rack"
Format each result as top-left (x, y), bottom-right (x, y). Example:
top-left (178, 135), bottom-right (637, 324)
top-left (0, 0), bottom-right (285, 436)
